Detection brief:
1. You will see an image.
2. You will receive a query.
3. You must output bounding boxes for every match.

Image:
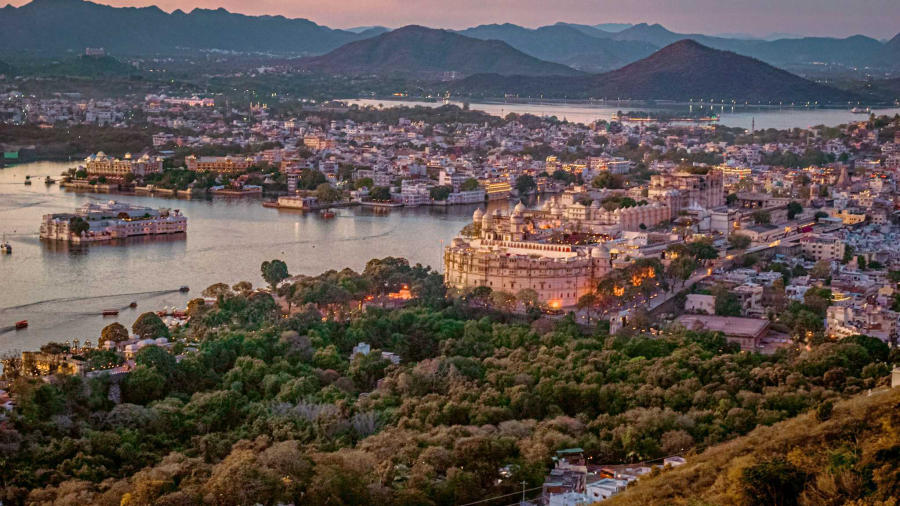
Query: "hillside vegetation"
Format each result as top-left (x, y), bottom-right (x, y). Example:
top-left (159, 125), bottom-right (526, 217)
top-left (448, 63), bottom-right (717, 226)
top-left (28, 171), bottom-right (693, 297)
top-left (0, 258), bottom-right (895, 505)
top-left (608, 386), bottom-right (900, 505)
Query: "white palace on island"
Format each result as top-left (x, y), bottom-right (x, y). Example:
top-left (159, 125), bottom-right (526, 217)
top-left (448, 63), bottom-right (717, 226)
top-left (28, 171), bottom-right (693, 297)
top-left (39, 201), bottom-right (187, 243)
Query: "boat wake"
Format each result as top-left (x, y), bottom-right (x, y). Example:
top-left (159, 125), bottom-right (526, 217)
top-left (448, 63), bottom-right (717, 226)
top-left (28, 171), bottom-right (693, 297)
top-left (0, 289), bottom-right (180, 313)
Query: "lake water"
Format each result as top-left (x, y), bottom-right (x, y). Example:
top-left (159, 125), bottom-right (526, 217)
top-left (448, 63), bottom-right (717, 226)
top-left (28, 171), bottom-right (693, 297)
top-left (0, 161), bottom-right (492, 354)
top-left (346, 98), bottom-right (900, 131)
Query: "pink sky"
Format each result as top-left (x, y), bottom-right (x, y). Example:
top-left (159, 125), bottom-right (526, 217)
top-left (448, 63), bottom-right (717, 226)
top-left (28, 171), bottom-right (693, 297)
top-left (10, 0), bottom-right (900, 39)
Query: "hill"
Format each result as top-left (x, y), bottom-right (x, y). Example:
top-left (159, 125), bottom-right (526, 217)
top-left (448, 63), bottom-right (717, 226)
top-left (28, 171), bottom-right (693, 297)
top-left (607, 386), bottom-right (900, 505)
top-left (0, 0), bottom-right (375, 55)
top-left (458, 23), bottom-right (656, 71)
top-left (0, 59), bottom-right (11, 75)
top-left (450, 40), bottom-right (859, 103)
top-left (299, 25), bottom-right (581, 77)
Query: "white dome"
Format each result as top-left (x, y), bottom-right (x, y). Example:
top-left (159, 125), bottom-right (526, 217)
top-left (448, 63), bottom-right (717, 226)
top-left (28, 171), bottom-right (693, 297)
top-left (473, 208), bottom-right (484, 221)
top-left (513, 202), bottom-right (526, 214)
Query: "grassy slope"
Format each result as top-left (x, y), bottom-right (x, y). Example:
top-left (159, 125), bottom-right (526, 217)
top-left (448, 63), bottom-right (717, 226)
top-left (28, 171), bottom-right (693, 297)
top-left (606, 385), bottom-right (900, 505)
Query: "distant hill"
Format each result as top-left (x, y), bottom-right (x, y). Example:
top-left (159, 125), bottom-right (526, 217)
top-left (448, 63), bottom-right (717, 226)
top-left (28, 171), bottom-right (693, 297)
top-left (458, 24), bottom-right (656, 71)
top-left (0, 59), bottom-right (11, 75)
top-left (450, 40), bottom-right (858, 103)
top-left (606, 387), bottom-right (900, 505)
top-left (299, 25), bottom-right (581, 77)
top-left (0, 0), bottom-right (376, 55)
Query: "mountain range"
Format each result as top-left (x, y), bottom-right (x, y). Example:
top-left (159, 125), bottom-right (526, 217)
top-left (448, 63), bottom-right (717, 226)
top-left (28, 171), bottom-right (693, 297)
top-left (450, 40), bottom-right (858, 103)
top-left (0, 0), bottom-right (370, 55)
top-left (0, 0), bottom-right (897, 75)
top-left (296, 25), bottom-right (582, 77)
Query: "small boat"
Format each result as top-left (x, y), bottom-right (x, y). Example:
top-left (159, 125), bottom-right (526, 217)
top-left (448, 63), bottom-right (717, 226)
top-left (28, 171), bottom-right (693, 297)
top-left (851, 107), bottom-right (870, 114)
top-left (102, 309), bottom-right (119, 316)
top-left (24, 177), bottom-right (31, 185)
top-left (15, 320), bottom-right (28, 329)
top-left (1, 234), bottom-right (10, 254)
top-left (320, 209), bottom-right (335, 218)
top-left (45, 176), bottom-right (56, 185)
top-left (179, 285), bottom-right (190, 293)
top-left (129, 301), bottom-right (138, 308)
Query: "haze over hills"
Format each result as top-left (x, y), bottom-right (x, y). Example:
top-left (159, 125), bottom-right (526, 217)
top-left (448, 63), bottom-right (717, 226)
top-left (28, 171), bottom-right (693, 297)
top-left (297, 25), bottom-right (583, 77)
top-left (458, 24), bottom-right (657, 71)
top-left (460, 21), bottom-right (900, 71)
top-left (451, 40), bottom-right (858, 103)
top-left (0, 0), bottom-right (371, 55)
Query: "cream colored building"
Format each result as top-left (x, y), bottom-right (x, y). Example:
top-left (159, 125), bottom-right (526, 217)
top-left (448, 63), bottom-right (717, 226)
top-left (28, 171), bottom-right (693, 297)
top-left (444, 205), bottom-right (613, 307)
top-left (186, 155), bottom-right (255, 174)
top-left (83, 152), bottom-right (163, 178)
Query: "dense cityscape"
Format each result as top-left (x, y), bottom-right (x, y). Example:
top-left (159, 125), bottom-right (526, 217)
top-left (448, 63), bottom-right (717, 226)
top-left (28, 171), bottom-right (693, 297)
top-left (1, 0), bottom-right (900, 505)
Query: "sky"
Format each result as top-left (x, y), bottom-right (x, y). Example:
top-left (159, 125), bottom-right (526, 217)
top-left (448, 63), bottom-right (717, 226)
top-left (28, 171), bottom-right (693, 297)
top-left (11, 0), bottom-right (900, 39)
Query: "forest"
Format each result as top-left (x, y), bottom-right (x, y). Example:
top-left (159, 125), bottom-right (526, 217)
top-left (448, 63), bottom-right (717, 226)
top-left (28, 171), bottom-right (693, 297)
top-left (0, 257), bottom-right (896, 505)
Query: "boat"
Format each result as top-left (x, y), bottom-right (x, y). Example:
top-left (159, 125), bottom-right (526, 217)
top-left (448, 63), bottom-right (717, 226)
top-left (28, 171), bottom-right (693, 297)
top-left (1, 234), bottom-right (10, 254)
top-left (320, 209), bottom-right (336, 219)
top-left (45, 176), bottom-right (56, 185)
top-left (102, 309), bottom-right (119, 316)
top-left (179, 285), bottom-right (190, 293)
top-left (129, 301), bottom-right (138, 308)
top-left (15, 320), bottom-right (28, 329)
top-left (851, 107), bottom-right (870, 114)
top-left (24, 176), bottom-right (31, 185)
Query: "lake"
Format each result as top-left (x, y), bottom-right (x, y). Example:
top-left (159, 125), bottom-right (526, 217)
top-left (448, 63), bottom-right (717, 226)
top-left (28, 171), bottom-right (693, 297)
top-left (345, 98), bottom-right (900, 131)
top-left (0, 161), bottom-right (492, 354)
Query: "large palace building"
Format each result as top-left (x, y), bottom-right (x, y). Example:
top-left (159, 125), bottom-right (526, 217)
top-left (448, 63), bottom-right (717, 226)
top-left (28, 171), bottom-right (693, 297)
top-left (83, 152), bottom-right (164, 178)
top-left (444, 203), bottom-right (614, 307)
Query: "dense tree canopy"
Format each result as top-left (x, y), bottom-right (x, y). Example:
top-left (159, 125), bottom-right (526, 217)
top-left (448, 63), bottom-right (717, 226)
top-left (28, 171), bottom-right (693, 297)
top-left (1, 258), bottom-right (894, 505)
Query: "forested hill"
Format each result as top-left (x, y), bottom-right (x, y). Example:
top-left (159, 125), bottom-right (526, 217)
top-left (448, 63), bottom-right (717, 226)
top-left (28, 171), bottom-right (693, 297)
top-left (2, 257), bottom-right (895, 504)
top-left (607, 386), bottom-right (900, 505)
top-left (450, 40), bottom-right (858, 103)
top-left (0, 0), bottom-right (368, 55)
top-left (298, 25), bottom-right (582, 77)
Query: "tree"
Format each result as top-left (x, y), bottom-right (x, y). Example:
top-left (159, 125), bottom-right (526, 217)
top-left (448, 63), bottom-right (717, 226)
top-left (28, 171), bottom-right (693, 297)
top-left (460, 178), bottom-right (480, 191)
top-left (429, 185), bottom-right (452, 201)
top-left (354, 177), bottom-right (374, 190)
top-left (591, 172), bottom-right (623, 189)
top-left (687, 239), bottom-right (719, 260)
top-left (68, 216), bottom-right (90, 236)
top-left (315, 183), bottom-right (341, 203)
top-left (752, 210), bottom-right (771, 225)
top-left (261, 259), bottom-right (289, 290)
top-left (814, 211), bottom-right (829, 222)
top-left (577, 293), bottom-right (598, 324)
top-left (712, 284), bottom-right (742, 316)
top-left (134, 345), bottom-right (177, 378)
top-left (739, 458), bottom-right (807, 506)
top-left (369, 186), bottom-right (392, 202)
top-left (856, 255), bottom-right (867, 270)
top-left (728, 233), bottom-right (751, 250)
top-left (122, 365), bottom-right (166, 405)
top-left (787, 201), bottom-right (803, 220)
top-left (515, 175), bottom-right (536, 195)
top-left (232, 281), bottom-right (252, 293)
top-left (132, 312), bottom-right (170, 339)
top-left (667, 256), bottom-right (698, 287)
top-left (516, 289), bottom-right (539, 309)
top-left (809, 260), bottom-right (831, 279)
top-left (203, 283), bottom-right (232, 298)
top-left (99, 322), bottom-right (130, 346)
